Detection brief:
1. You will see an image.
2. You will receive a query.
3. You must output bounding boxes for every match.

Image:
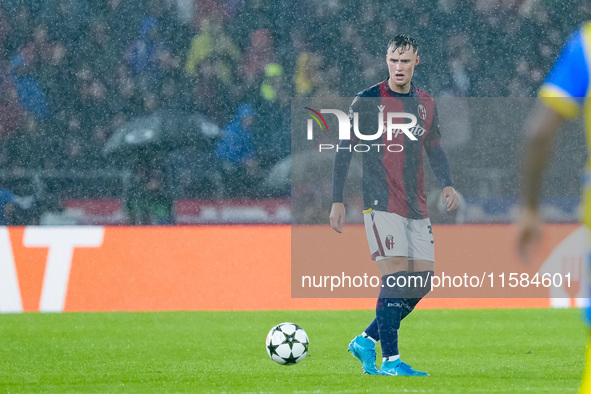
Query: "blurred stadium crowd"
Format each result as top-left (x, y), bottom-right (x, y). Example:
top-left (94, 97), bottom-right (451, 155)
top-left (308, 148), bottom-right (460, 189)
top-left (0, 0), bottom-right (589, 224)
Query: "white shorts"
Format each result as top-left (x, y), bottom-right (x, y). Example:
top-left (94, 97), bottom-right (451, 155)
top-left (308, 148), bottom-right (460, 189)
top-left (363, 209), bottom-right (435, 262)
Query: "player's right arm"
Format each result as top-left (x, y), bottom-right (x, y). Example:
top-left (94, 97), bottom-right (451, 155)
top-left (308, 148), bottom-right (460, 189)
top-left (330, 202), bottom-right (346, 233)
top-left (330, 139), bottom-right (354, 233)
top-left (330, 95), bottom-right (361, 233)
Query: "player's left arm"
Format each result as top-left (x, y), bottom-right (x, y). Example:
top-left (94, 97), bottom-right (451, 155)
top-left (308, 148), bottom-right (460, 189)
top-left (425, 144), bottom-right (458, 211)
top-left (517, 25), bottom-right (586, 261)
top-left (423, 105), bottom-right (458, 211)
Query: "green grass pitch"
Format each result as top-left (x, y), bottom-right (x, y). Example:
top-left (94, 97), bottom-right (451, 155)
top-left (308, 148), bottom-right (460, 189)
top-left (0, 308), bottom-right (585, 393)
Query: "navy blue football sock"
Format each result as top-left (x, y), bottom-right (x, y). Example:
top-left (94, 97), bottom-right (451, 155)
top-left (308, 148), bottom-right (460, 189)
top-left (376, 297), bottom-right (402, 359)
top-left (375, 272), bottom-right (408, 359)
top-left (365, 298), bottom-right (419, 342)
top-left (363, 318), bottom-right (379, 342)
top-left (401, 270), bottom-right (433, 320)
top-left (369, 271), bottom-right (433, 346)
top-left (366, 297), bottom-right (420, 344)
top-left (400, 298), bottom-right (421, 321)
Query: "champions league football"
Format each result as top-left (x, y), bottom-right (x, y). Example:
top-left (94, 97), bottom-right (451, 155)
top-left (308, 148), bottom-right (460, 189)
top-left (265, 323), bottom-right (309, 365)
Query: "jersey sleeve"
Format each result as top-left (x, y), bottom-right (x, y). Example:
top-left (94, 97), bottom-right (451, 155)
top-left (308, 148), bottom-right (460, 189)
top-left (422, 103), bottom-right (453, 187)
top-left (348, 95), bottom-right (363, 144)
top-left (539, 23), bottom-right (591, 119)
top-left (425, 144), bottom-right (454, 188)
top-left (331, 96), bottom-right (359, 203)
top-left (422, 103), bottom-right (442, 148)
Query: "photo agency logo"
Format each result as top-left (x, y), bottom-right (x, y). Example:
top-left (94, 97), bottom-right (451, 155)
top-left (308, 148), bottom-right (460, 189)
top-left (304, 104), bottom-right (425, 152)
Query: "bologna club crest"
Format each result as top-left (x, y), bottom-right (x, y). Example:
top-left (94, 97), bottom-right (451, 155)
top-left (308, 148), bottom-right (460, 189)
top-left (385, 234), bottom-right (395, 250)
top-left (417, 104), bottom-right (427, 120)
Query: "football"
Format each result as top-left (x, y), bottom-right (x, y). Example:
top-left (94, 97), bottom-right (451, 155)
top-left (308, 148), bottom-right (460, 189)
top-left (265, 322), bottom-right (309, 365)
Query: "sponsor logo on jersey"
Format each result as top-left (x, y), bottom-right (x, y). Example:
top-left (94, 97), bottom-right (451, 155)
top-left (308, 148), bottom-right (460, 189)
top-left (390, 125), bottom-right (426, 139)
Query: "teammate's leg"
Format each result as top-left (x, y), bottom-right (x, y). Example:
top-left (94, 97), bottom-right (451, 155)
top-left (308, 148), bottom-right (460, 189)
top-left (579, 335), bottom-right (591, 393)
top-left (578, 251), bottom-right (591, 393)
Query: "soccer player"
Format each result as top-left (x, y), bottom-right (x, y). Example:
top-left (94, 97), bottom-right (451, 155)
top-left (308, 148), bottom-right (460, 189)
top-left (516, 22), bottom-right (591, 393)
top-left (330, 35), bottom-right (458, 376)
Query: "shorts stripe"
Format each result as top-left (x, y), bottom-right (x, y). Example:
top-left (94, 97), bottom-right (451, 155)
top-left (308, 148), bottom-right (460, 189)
top-left (364, 210), bottom-right (434, 262)
top-left (372, 220), bottom-right (385, 258)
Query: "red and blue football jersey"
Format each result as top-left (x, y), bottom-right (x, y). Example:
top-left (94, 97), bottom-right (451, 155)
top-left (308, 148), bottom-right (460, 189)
top-left (332, 81), bottom-right (451, 219)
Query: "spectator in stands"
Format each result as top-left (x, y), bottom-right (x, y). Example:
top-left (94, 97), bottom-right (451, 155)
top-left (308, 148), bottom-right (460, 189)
top-left (294, 52), bottom-right (323, 97)
top-left (127, 165), bottom-right (174, 225)
top-left (260, 63), bottom-right (283, 103)
top-left (185, 16), bottom-right (240, 115)
top-left (62, 137), bottom-right (91, 170)
top-left (228, 0), bottom-right (271, 45)
top-left (3, 4), bottom-right (33, 57)
top-left (87, 125), bottom-right (111, 170)
top-left (215, 104), bottom-right (260, 196)
top-left (124, 17), bottom-right (180, 92)
top-left (141, 91), bottom-right (160, 115)
top-left (444, 33), bottom-right (474, 96)
top-left (191, 56), bottom-right (230, 125)
top-left (216, 104), bottom-right (256, 164)
top-left (125, 17), bottom-right (160, 79)
top-left (20, 23), bottom-right (60, 70)
top-left (41, 0), bottom-right (88, 48)
top-left (35, 39), bottom-right (70, 115)
top-left (143, 0), bottom-right (185, 50)
top-left (50, 112), bottom-right (84, 170)
top-left (243, 28), bottom-right (276, 86)
top-left (107, 62), bottom-right (143, 121)
top-left (18, 22), bottom-right (69, 119)
top-left (75, 62), bottom-right (111, 126)
top-left (185, 17), bottom-right (240, 85)
top-left (0, 8), bottom-right (10, 59)
top-left (157, 73), bottom-right (188, 111)
top-left (4, 113), bottom-right (47, 170)
top-left (0, 60), bottom-right (27, 141)
top-left (255, 63), bottom-right (290, 169)
top-left (0, 187), bottom-right (15, 225)
top-left (79, 19), bottom-right (119, 78)
top-left (191, 0), bottom-right (235, 29)
top-left (9, 54), bottom-right (50, 122)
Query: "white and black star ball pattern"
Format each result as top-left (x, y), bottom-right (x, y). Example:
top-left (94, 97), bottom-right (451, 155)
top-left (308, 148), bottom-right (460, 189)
top-left (265, 322), bottom-right (309, 365)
